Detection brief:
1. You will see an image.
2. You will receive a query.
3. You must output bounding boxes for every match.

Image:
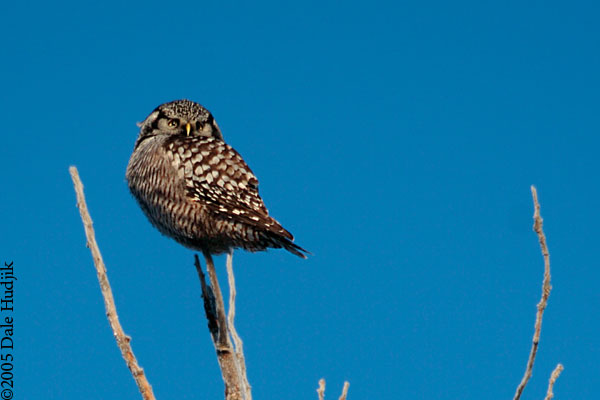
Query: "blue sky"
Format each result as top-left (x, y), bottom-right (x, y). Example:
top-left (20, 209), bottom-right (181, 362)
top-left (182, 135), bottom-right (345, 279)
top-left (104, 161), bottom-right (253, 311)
top-left (2, 1), bottom-right (599, 398)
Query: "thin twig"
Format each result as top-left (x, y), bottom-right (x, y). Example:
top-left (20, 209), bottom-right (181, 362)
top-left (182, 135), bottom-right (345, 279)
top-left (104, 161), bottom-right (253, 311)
top-left (226, 250), bottom-right (252, 399)
top-left (317, 379), bottom-right (325, 400)
top-left (544, 363), bottom-right (564, 400)
top-left (197, 251), bottom-right (244, 400)
top-left (69, 166), bottom-right (155, 400)
top-left (338, 381), bottom-right (350, 400)
top-left (316, 379), bottom-right (349, 400)
top-left (513, 186), bottom-right (554, 400)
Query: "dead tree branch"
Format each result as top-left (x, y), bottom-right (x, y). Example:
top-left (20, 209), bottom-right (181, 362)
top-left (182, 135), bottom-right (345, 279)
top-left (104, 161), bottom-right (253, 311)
top-left (513, 186), bottom-right (561, 400)
top-left (316, 379), bottom-right (350, 400)
top-left (338, 381), bottom-right (350, 400)
top-left (195, 251), bottom-right (250, 400)
top-left (317, 379), bottom-right (325, 400)
top-left (226, 250), bottom-right (252, 399)
top-left (69, 166), bottom-right (155, 400)
top-left (544, 363), bottom-right (564, 400)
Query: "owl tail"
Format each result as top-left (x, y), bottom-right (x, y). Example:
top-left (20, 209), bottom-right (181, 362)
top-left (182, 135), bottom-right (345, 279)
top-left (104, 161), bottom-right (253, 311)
top-left (284, 240), bottom-right (310, 259)
top-left (269, 234), bottom-right (310, 259)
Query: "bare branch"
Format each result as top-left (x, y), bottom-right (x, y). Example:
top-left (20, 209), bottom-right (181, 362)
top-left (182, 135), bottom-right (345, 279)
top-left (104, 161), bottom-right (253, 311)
top-left (226, 250), bottom-right (252, 399)
top-left (338, 381), bottom-right (350, 400)
top-left (196, 252), bottom-right (247, 400)
top-left (69, 166), bottom-right (155, 400)
top-left (316, 379), bottom-right (349, 400)
top-left (513, 186), bottom-right (554, 400)
top-left (317, 379), bottom-right (325, 400)
top-left (544, 363), bottom-right (564, 400)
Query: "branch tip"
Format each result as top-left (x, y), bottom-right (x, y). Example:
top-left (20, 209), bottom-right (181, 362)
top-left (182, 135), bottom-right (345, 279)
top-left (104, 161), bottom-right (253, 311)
top-left (338, 381), bottom-right (350, 400)
top-left (317, 379), bottom-right (325, 400)
top-left (513, 187), bottom-right (558, 400)
top-left (69, 166), bottom-right (155, 400)
top-left (544, 364), bottom-right (564, 400)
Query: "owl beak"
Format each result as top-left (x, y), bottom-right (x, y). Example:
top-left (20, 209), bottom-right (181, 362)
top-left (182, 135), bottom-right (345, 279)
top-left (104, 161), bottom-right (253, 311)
top-left (185, 122), bottom-right (192, 136)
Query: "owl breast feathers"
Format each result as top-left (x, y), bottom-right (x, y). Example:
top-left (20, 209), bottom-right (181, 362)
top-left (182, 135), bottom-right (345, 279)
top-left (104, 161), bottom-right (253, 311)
top-left (126, 99), bottom-right (307, 258)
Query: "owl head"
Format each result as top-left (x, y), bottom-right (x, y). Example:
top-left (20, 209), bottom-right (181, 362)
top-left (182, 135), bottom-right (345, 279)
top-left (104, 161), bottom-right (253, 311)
top-left (137, 99), bottom-right (223, 141)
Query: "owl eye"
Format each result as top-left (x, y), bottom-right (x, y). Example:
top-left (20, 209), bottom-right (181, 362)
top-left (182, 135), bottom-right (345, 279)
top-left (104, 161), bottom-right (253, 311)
top-left (167, 118), bottom-right (179, 128)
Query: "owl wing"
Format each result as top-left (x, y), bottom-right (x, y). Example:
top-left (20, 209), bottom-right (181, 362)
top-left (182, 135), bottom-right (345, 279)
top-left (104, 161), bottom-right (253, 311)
top-left (165, 136), bottom-right (294, 240)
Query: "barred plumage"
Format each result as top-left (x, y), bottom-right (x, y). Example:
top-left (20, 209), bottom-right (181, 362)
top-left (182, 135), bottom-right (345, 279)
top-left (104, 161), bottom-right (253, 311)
top-left (126, 99), bottom-right (307, 258)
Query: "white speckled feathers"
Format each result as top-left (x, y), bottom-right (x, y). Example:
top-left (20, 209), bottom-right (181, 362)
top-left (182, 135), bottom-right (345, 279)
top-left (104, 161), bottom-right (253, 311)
top-left (164, 135), bottom-right (292, 240)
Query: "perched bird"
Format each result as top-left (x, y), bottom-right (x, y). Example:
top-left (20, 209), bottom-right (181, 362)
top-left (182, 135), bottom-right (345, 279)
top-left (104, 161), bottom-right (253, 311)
top-left (126, 99), bottom-right (308, 258)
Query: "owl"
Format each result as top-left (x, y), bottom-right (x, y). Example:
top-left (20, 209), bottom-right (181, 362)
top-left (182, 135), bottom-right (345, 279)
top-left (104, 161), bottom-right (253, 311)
top-left (125, 99), bottom-right (308, 258)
